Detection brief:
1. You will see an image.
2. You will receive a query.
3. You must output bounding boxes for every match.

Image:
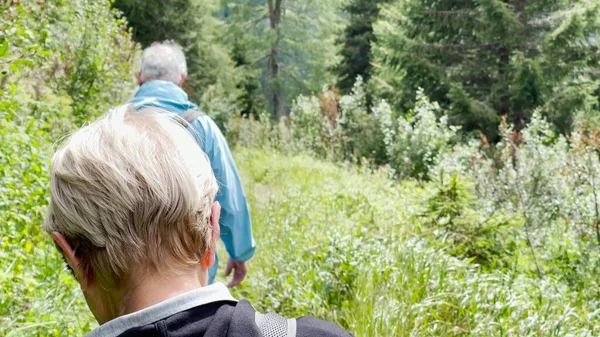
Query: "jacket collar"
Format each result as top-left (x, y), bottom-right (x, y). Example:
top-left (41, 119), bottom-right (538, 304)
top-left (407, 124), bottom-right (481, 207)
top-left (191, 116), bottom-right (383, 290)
top-left (137, 80), bottom-right (188, 99)
top-left (131, 80), bottom-right (198, 114)
top-left (84, 283), bottom-right (237, 337)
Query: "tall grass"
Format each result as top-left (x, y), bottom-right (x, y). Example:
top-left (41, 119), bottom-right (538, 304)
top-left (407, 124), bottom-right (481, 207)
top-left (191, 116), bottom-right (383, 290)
top-left (230, 149), bottom-right (600, 337)
top-left (4, 134), bottom-right (600, 335)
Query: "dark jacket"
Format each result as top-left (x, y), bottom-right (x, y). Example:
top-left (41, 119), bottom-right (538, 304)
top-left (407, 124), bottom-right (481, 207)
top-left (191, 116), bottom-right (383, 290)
top-left (84, 283), bottom-right (351, 337)
top-left (119, 300), bottom-right (351, 337)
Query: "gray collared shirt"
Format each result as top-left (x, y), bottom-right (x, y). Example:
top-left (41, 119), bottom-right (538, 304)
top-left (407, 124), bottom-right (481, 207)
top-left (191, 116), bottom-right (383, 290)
top-left (84, 283), bottom-right (237, 337)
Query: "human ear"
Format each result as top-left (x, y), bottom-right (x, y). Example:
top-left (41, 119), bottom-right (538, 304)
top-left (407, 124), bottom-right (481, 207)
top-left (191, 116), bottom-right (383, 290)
top-left (202, 202), bottom-right (221, 269)
top-left (178, 74), bottom-right (187, 87)
top-left (50, 232), bottom-right (89, 289)
top-left (136, 72), bottom-right (143, 86)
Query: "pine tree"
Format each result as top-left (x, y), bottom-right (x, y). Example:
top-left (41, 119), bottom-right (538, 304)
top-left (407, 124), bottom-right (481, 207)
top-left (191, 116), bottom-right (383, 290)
top-left (231, 41), bottom-right (267, 118)
top-left (373, 0), bottom-right (600, 138)
top-left (223, 0), bottom-right (344, 118)
top-left (334, 0), bottom-right (390, 99)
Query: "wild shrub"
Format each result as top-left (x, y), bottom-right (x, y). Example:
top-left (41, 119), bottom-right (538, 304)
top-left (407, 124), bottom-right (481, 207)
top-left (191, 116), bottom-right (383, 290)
top-left (432, 111), bottom-right (600, 284)
top-left (420, 172), bottom-right (519, 268)
top-left (227, 112), bottom-right (294, 152)
top-left (1, 0), bottom-right (136, 125)
top-left (337, 77), bottom-right (387, 164)
top-left (229, 77), bottom-right (387, 165)
top-left (375, 88), bottom-right (459, 180)
top-left (0, 1), bottom-right (136, 335)
top-left (289, 93), bottom-right (336, 159)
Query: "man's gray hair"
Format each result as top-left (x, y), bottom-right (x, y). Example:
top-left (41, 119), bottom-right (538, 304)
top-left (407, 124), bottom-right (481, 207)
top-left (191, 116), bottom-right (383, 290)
top-left (140, 41), bottom-right (188, 84)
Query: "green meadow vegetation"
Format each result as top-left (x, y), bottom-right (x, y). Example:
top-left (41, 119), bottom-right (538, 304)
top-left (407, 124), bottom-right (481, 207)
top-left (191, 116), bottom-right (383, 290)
top-left (3, 0), bottom-right (600, 336)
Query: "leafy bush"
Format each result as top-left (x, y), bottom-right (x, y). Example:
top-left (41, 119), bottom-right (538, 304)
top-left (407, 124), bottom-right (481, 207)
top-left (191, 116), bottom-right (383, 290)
top-left (337, 77), bottom-right (388, 164)
top-left (227, 112), bottom-right (293, 152)
top-left (431, 111), bottom-right (600, 284)
top-left (0, 1), bottom-right (136, 335)
top-left (375, 88), bottom-right (459, 179)
top-left (289, 93), bottom-right (336, 158)
top-left (229, 82), bottom-right (457, 180)
top-left (419, 171), bottom-right (520, 268)
top-left (232, 149), bottom-right (600, 337)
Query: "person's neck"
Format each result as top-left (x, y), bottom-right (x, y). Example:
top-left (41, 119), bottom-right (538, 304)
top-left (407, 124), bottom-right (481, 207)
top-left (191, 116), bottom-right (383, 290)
top-left (116, 269), bottom-right (206, 316)
top-left (141, 79), bottom-right (181, 88)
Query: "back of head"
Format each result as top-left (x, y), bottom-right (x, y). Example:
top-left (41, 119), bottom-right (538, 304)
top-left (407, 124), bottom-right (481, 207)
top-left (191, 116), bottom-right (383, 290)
top-left (140, 41), bottom-right (187, 85)
top-left (43, 106), bottom-right (217, 289)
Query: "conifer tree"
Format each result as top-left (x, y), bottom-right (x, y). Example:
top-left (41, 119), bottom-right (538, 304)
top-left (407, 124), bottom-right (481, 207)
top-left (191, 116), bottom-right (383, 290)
top-left (373, 0), bottom-right (600, 137)
top-left (231, 41), bottom-right (267, 118)
top-left (224, 0), bottom-right (344, 118)
top-left (334, 0), bottom-right (390, 99)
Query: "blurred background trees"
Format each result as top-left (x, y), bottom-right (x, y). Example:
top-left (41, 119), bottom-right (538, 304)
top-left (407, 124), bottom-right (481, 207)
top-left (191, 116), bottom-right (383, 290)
top-left (373, 0), bottom-right (600, 139)
top-left (114, 0), bottom-right (343, 120)
top-left (111, 0), bottom-right (600, 139)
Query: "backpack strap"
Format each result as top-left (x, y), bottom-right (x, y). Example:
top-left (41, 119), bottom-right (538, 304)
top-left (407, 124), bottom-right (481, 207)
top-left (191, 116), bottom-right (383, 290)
top-left (255, 311), bottom-right (297, 337)
top-left (177, 109), bottom-right (204, 127)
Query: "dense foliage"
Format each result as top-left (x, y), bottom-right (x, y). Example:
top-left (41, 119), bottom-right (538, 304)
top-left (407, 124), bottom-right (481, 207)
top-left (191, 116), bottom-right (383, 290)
top-left (373, 0), bottom-right (600, 138)
top-left (0, 1), bottom-right (137, 335)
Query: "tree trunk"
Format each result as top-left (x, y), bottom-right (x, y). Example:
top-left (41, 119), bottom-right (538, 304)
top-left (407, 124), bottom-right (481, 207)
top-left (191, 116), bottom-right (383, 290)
top-left (504, 0), bottom-right (528, 131)
top-left (498, 45), bottom-right (512, 123)
top-left (268, 0), bottom-right (284, 118)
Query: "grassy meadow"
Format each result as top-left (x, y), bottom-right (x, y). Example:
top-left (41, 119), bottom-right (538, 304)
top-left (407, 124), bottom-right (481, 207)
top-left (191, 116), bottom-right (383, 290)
top-left (4, 144), bottom-right (600, 336)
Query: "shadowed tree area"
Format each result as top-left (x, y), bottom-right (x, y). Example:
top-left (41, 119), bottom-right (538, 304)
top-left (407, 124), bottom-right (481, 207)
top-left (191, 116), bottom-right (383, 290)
top-left (373, 0), bottom-right (600, 139)
top-left (333, 0), bottom-right (391, 108)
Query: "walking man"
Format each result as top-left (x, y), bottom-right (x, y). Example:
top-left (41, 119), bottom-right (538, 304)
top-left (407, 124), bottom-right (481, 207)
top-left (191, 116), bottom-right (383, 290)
top-left (131, 41), bottom-right (255, 287)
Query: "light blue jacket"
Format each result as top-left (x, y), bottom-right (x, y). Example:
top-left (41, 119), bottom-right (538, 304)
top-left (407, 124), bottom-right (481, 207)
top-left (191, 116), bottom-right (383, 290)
top-left (131, 80), bottom-right (256, 282)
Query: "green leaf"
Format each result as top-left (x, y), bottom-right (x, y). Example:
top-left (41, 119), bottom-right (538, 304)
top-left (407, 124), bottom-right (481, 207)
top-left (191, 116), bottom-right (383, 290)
top-left (0, 40), bottom-right (7, 58)
top-left (12, 59), bottom-right (34, 69)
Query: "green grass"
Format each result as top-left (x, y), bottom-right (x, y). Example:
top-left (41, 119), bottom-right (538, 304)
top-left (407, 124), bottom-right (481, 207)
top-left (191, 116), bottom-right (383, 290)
top-left (229, 148), bottom-right (600, 337)
top-left (0, 113), bottom-right (96, 336)
top-left (2, 144), bottom-right (600, 336)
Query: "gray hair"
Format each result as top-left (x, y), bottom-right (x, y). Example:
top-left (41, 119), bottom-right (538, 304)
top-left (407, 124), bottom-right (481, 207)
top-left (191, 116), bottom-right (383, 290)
top-left (140, 41), bottom-right (188, 84)
top-left (43, 105), bottom-right (217, 289)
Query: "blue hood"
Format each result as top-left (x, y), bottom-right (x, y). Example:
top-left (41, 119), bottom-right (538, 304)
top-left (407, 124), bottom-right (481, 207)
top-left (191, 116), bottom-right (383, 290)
top-left (131, 80), bottom-right (199, 114)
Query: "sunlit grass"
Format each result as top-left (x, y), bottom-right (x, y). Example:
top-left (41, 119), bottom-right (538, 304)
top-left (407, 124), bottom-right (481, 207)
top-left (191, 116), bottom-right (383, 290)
top-left (231, 148), bottom-right (600, 337)
top-left (3, 145), bottom-right (600, 336)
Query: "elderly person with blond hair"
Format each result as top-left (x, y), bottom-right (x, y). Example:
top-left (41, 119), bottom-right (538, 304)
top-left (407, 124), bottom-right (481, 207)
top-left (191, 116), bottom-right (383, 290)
top-left (43, 107), bottom-right (352, 337)
top-left (131, 41), bottom-right (254, 287)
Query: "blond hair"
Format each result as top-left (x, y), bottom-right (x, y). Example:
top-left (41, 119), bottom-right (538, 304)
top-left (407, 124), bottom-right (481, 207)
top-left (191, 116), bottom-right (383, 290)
top-left (43, 106), bottom-right (217, 289)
